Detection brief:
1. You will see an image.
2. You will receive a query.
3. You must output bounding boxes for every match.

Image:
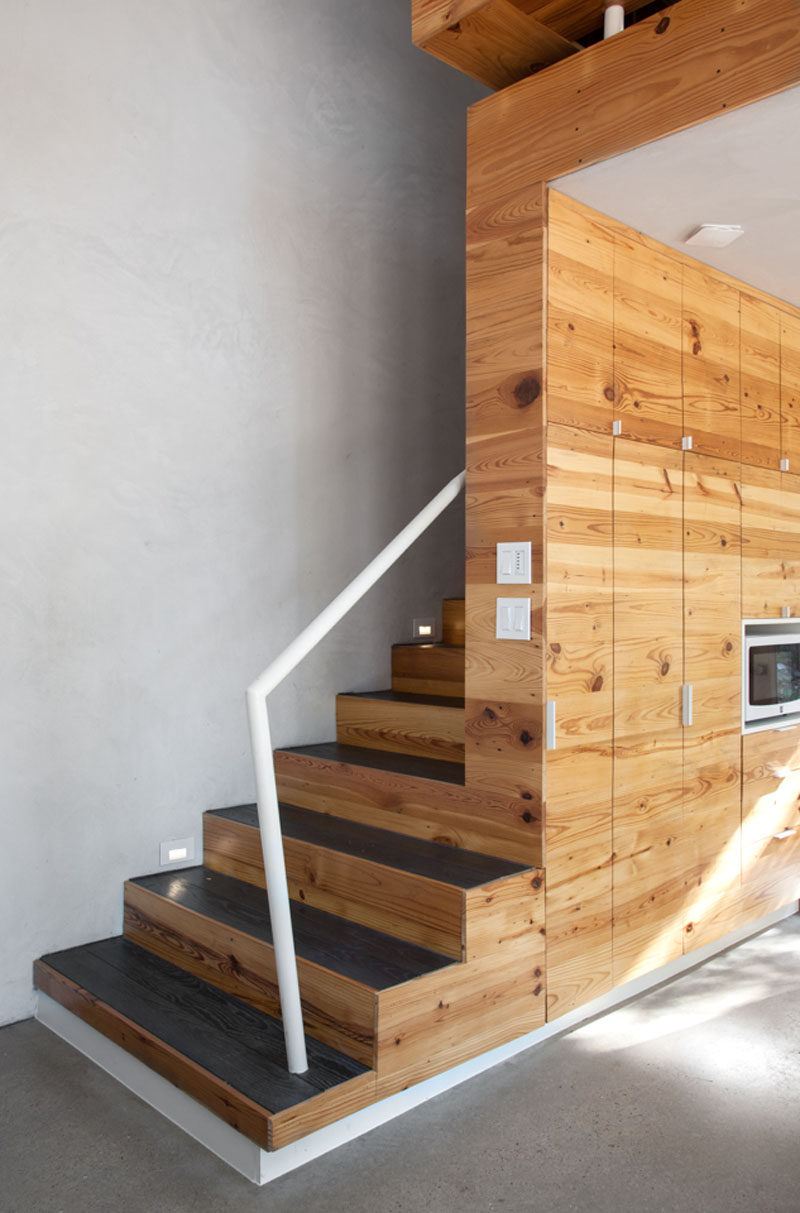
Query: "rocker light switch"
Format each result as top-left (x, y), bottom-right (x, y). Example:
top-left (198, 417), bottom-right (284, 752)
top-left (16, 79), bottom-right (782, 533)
top-left (496, 597), bottom-right (531, 640)
top-left (496, 542), bottom-right (532, 585)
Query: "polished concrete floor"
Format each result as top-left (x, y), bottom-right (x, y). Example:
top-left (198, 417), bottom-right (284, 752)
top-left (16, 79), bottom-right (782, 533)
top-left (1, 915), bottom-right (799, 1213)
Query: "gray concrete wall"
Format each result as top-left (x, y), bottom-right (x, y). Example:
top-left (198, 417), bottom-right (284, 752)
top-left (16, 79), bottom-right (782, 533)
top-left (0, 0), bottom-right (483, 1024)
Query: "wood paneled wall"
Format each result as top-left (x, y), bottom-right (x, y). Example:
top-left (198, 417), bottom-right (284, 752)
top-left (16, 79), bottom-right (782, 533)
top-left (468, 184), bottom-right (800, 1022)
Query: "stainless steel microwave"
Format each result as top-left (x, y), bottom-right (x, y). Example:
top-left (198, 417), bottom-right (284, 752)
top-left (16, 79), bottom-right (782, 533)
top-left (745, 630), bottom-right (800, 723)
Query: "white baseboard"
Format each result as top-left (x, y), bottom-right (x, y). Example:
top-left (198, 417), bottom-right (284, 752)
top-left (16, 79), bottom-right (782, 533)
top-left (36, 901), bottom-right (798, 1185)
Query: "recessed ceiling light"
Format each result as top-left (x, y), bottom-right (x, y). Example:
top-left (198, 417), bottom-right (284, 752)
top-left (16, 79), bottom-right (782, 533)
top-left (685, 224), bottom-right (745, 248)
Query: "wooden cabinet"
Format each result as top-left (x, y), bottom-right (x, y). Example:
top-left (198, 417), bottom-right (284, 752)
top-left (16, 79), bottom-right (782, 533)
top-left (614, 232), bottom-right (683, 451)
top-left (612, 441), bottom-right (686, 983)
top-left (741, 465), bottom-right (800, 618)
top-left (781, 312), bottom-right (800, 472)
top-left (544, 424), bottom-right (613, 1017)
top-left (683, 265), bottom-right (741, 463)
top-left (741, 725), bottom-right (800, 909)
top-left (681, 455), bottom-right (742, 948)
top-left (741, 293), bottom-right (781, 469)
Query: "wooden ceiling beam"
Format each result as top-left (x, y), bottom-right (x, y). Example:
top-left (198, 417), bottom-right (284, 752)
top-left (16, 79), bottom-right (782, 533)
top-left (467, 0), bottom-right (800, 207)
top-left (415, 0), bottom-right (579, 91)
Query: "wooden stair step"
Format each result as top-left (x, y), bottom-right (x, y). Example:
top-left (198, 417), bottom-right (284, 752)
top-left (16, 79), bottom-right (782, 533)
top-left (278, 741), bottom-right (465, 785)
top-left (336, 689), bottom-right (465, 762)
top-left (124, 866), bottom-right (455, 1065)
top-left (204, 802), bottom-right (528, 959)
top-left (34, 937), bottom-right (374, 1151)
top-left (391, 643), bottom-right (465, 698)
top-left (442, 597), bottom-right (464, 647)
top-left (274, 742), bottom-right (542, 865)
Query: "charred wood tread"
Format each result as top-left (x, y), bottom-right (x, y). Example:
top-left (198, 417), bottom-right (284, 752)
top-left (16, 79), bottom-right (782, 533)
top-left (35, 938), bottom-right (367, 1111)
top-left (208, 803), bottom-right (527, 887)
top-left (128, 867), bottom-right (454, 988)
top-left (277, 741), bottom-right (465, 787)
top-left (342, 690), bottom-right (464, 709)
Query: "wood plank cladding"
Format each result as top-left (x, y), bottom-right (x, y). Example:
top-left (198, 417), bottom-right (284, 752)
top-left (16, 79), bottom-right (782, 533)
top-left (413, 0), bottom-right (578, 92)
top-left (538, 195), bottom-right (800, 1015)
top-left (467, 0), bottom-right (800, 208)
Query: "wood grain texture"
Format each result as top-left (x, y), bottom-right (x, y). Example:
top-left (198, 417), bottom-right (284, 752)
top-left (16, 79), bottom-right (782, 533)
top-left (740, 292), bottom-right (781, 469)
top-left (464, 867), bottom-right (543, 960)
top-left (547, 191), bottom-right (615, 435)
top-left (392, 644), bottom-right (465, 698)
top-left (467, 0), bottom-right (800, 210)
top-left (123, 880), bottom-right (378, 1066)
top-left (682, 263), bottom-right (740, 462)
top-left (204, 811), bottom-right (466, 959)
top-left (34, 961), bottom-right (275, 1149)
top-left (741, 465), bottom-right (791, 618)
top-left (335, 693), bottom-right (465, 763)
top-left (442, 598), bottom-right (466, 647)
top-left (614, 229), bottom-right (683, 450)
top-left (544, 423), bottom-right (614, 1016)
top-left (413, 0), bottom-right (658, 45)
top-left (781, 311), bottom-right (800, 472)
top-left (374, 941), bottom-right (545, 1086)
top-left (274, 747), bottom-right (542, 866)
top-left (415, 0), bottom-right (578, 91)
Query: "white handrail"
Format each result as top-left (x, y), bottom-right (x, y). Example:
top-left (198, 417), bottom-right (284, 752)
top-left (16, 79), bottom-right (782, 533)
top-left (246, 469), bottom-right (465, 1073)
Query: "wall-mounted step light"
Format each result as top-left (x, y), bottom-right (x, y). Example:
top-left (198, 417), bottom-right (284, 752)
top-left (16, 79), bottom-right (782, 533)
top-left (159, 837), bottom-right (196, 868)
top-left (413, 618), bottom-right (435, 640)
top-left (685, 224), bottom-right (744, 249)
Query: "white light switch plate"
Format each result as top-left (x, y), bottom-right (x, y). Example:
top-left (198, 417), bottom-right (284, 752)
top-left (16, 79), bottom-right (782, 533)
top-left (496, 597), bottom-right (531, 640)
top-left (496, 541), bottom-right (532, 585)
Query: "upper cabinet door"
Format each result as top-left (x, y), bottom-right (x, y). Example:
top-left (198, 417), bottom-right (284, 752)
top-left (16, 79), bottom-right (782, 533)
top-left (741, 293), bottom-right (781, 469)
top-left (614, 233), bottom-right (683, 451)
top-left (547, 192), bottom-right (614, 435)
top-left (741, 465), bottom-right (785, 618)
top-left (781, 310), bottom-right (800, 473)
top-left (682, 266), bottom-right (740, 464)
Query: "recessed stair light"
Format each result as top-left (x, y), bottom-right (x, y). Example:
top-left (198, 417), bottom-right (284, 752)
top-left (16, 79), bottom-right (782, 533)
top-left (684, 224), bottom-right (744, 249)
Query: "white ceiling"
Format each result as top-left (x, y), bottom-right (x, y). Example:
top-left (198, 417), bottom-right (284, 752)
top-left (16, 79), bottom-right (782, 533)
top-left (551, 85), bottom-right (800, 308)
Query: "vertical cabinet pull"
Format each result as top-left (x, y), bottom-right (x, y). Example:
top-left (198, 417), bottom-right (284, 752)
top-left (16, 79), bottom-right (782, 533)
top-left (682, 684), bottom-right (693, 727)
top-left (546, 701), bottom-right (557, 751)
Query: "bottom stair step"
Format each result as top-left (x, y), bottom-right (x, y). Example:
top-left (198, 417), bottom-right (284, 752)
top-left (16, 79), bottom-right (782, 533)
top-left (34, 937), bottom-right (375, 1151)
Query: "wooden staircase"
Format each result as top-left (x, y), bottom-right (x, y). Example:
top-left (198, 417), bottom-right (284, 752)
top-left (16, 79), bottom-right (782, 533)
top-left (34, 599), bottom-right (546, 1154)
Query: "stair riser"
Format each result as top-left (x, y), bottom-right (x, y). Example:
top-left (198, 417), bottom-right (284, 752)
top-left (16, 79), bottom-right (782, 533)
top-left (336, 696), bottom-right (465, 762)
top-left (273, 750), bottom-right (541, 864)
top-left (442, 598), bottom-right (465, 647)
top-left (34, 960), bottom-right (273, 1149)
top-left (123, 883), bottom-right (378, 1066)
top-left (203, 814), bottom-right (465, 959)
top-left (391, 645), bottom-right (465, 698)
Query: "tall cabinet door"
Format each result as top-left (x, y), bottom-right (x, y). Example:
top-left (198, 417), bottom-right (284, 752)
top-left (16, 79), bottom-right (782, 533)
top-left (681, 454), bottom-right (743, 950)
top-left (544, 425), bottom-right (614, 1018)
top-left (612, 440), bottom-right (686, 984)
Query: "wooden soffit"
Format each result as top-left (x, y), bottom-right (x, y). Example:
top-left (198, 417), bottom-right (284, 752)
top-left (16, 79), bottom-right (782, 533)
top-left (467, 0), bottom-right (800, 208)
top-left (411, 0), bottom-right (666, 88)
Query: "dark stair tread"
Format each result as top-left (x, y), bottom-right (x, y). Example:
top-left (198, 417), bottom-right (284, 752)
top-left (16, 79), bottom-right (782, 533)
top-left (208, 802), bottom-right (528, 887)
top-left (339, 689), bottom-right (465, 709)
top-left (278, 741), bottom-right (465, 786)
top-left (130, 866), bottom-right (455, 988)
top-left (38, 937), bottom-right (367, 1112)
